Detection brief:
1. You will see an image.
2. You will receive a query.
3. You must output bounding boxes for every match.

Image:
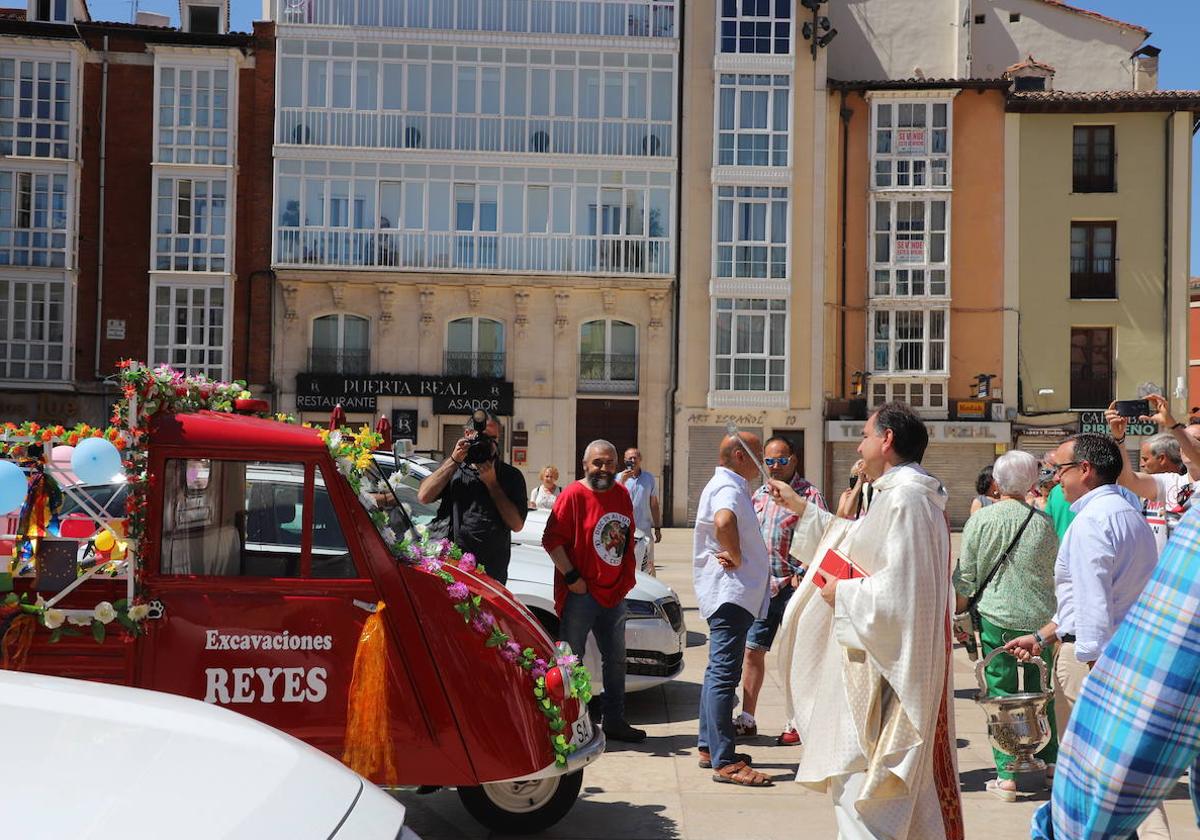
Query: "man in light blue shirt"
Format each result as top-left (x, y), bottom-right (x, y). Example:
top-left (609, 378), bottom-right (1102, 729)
top-left (693, 432), bottom-right (771, 786)
top-left (618, 447), bottom-right (662, 574)
top-left (1006, 433), bottom-right (1165, 835)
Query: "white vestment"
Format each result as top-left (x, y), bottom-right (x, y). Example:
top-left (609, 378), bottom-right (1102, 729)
top-left (776, 464), bottom-right (959, 840)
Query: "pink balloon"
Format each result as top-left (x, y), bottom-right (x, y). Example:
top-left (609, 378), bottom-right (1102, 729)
top-left (50, 444), bottom-right (79, 485)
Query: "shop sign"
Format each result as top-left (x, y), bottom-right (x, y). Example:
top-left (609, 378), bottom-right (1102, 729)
top-left (296, 374), bottom-right (515, 415)
top-left (896, 128), bottom-right (926, 154)
top-left (391, 409), bottom-right (418, 439)
top-left (953, 399), bottom-right (987, 420)
top-left (1078, 411), bottom-right (1154, 437)
top-left (1013, 424), bottom-right (1077, 438)
top-left (895, 239), bottom-right (924, 263)
top-left (825, 420), bottom-right (1010, 443)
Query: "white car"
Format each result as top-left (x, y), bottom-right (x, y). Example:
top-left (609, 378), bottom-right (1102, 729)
top-left (378, 454), bottom-right (686, 693)
top-left (1, 669), bottom-right (418, 840)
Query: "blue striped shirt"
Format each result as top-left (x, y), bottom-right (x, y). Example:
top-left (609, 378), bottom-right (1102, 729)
top-left (1032, 506), bottom-right (1200, 839)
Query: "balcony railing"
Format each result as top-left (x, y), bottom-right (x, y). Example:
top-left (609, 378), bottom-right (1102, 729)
top-left (278, 110), bottom-right (673, 159)
top-left (275, 229), bottom-right (671, 276)
top-left (578, 353), bottom-right (637, 393)
top-left (273, 0), bottom-right (676, 38)
top-left (444, 351), bottom-right (505, 379)
top-left (308, 347), bottom-right (370, 374)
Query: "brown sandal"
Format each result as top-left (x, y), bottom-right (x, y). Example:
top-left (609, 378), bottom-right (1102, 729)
top-left (698, 749), bottom-right (751, 769)
top-left (712, 760), bottom-right (773, 786)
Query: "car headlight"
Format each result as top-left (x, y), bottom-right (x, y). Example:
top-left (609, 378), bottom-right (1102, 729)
top-left (623, 598), bottom-right (657, 617)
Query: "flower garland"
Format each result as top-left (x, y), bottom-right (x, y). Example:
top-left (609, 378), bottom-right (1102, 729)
top-left (397, 538), bottom-right (592, 768)
top-left (0, 422), bottom-right (120, 457)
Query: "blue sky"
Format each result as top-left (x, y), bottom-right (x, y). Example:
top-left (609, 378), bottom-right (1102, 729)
top-left (83, 0), bottom-right (1200, 272)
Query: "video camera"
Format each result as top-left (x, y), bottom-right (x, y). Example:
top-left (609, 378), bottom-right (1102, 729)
top-left (464, 409), bottom-right (498, 465)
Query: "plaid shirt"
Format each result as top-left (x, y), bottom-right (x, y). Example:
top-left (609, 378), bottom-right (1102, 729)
top-left (1032, 506), bottom-right (1200, 839)
top-left (752, 475), bottom-right (827, 581)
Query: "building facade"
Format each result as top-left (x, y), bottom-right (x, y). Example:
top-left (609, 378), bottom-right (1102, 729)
top-left (266, 0), bottom-right (679, 492)
top-left (0, 0), bottom-right (274, 426)
top-left (671, 0), bottom-right (829, 524)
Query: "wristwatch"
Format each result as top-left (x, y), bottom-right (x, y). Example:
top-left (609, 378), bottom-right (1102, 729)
top-left (1033, 629), bottom-right (1048, 645)
top-left (563, 568), bottom-right (581, 585)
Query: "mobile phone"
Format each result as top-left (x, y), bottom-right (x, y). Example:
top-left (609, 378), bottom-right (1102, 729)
top-left (848, 474), bottom-right (858, 489)
top-left (1115, 399), bottom-right (1150, 418)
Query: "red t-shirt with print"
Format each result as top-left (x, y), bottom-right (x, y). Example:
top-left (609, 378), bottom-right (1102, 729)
top-left (542, 479), bottom-right (638, 615)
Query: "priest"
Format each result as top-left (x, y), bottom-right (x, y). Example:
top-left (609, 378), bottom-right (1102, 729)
top-left (769, 402), bottom-right (963, 840)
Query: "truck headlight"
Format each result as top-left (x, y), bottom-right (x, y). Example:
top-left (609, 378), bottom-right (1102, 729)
top-left (623, 598), bottom-right (657, 617)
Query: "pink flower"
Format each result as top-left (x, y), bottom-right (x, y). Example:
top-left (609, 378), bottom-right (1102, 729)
top-left (447, 582), bottom-right (470, 602)
top-left (458, 553), bottom-right (477, 572)
top-left (419, 557), bottom-right (442, 574)
top-left (500, 645), bottom-right (519, 663)
top-left (471, 612), bottom-right (495, 634)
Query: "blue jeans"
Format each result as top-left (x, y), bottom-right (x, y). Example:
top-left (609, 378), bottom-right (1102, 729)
top-left (698, 602), bottom-right (755, 769)
top-left (560, 591), bottom-right (628, 723)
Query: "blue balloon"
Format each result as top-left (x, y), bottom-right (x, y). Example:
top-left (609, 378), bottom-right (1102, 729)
top-left (0, 461), bottom-right (26, 514)
top-left (71, 437), bottom-right (124, 485)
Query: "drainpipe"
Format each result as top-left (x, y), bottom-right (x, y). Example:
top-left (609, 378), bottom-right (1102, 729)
top-left (663, 0), bottom-right (685, 525)
top-left (93, 34), bottom-right (110, 381)
top-left (838, 90), bottom-right (851, 397)
top-left (1162, 113), bottom-right (1172, 403)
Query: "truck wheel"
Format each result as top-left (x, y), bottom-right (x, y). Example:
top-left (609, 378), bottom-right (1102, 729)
top-left (457, 769), bottom-right (583, 834)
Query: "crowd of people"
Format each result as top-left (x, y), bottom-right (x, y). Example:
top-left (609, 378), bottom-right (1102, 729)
top-left (416, 400), bottom-right (1200, 839)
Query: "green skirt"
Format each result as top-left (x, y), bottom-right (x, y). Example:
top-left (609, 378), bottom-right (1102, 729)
top-left (978, 614), bottom-right (1059, 779)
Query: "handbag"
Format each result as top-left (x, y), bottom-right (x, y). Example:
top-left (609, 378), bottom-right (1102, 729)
top-left (955, 504), bottom-right (1037, 661)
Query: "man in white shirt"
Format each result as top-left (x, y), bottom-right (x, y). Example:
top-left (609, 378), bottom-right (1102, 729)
top-left (618, 447), bottom-right (662, 574)
top-left (692, 432), bottom-right (772, 787)
top-left (1007, 432), bottom-right (1166, 837)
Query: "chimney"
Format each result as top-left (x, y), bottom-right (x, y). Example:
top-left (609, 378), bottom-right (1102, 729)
top-left (1132, 45), bottom-right (1161, 91)
top-left (135, 10), bottom-right (170, 26)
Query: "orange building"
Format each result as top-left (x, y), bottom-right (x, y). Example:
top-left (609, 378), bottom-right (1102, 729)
top-left (823, 80), bottom-right (1011, 525)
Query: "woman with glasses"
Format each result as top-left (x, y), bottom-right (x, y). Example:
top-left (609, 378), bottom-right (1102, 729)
top-left (953, 450), bottom-right (1060, 801)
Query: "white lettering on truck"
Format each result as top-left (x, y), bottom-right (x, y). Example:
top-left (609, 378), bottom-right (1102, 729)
top-left (204, 666), bottom-right (328, 705)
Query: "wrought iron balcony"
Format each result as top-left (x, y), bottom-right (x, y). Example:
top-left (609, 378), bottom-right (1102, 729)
top-left (578, 353), bottom-right (637, 393)
top-left (308, 348), bottom-right (369, 374)
top-left (444, 351), bottom-right (505, 379)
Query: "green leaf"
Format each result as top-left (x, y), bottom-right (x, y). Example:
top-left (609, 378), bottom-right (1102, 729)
top-left (49, 627), bottom-right (62, 643)
top-left (113, 599), bottom-right (129, 610)
top-left (91, 620), bottom-right (106, 644)
top-left (117, 613), bottom-right (137, 633)
top-left (471, 595), bottom-right (482, 608)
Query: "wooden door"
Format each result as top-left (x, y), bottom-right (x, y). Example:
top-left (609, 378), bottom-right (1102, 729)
top-left (574, 398), bottom-right (639, 479)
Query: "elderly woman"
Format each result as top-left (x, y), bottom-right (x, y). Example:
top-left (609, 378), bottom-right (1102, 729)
top-left (953, 450), bottom-right (1059, 801)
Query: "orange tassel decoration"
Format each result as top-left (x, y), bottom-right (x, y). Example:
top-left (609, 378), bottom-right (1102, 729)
top-left (1, 613), bottom-right (36, 672)
top-left (341, 601), bottom-right (397, 782)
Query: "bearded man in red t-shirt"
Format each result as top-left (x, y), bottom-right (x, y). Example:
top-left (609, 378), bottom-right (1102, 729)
top-left (543, 439), bottom-right (644, 743)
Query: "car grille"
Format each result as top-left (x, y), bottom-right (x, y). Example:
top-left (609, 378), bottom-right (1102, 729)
top-left (625, 649), bottom-right (684, 677)
top-left (659, 599), bottom-right (684, 633)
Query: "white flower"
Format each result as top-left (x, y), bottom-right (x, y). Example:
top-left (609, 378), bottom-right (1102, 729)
top-left (93, 601), bottom-right (116, 625)
top-left (67, 613), bottom-right (92, 627)
top-left (380, 527), bottom-right (396, 545)
top-left (127, 604), bottom-right (150, 622)
top-left (358, 490), bottom-right (378, 510)
top-left (43, 609), bottom-right (65, 629)
top-left (329, 431), bottom-right (343, 449)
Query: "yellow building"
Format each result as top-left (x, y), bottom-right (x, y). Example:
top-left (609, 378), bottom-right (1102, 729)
top-left (1009, 90), bottom-right (1199, 455)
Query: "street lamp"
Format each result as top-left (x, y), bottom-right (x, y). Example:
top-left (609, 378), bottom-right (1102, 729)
top-left (800, 0), bottom-right (838, 59)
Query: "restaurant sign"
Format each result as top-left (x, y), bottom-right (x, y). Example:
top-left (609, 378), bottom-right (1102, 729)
top-left (297, 374), bottom-right (515, 415)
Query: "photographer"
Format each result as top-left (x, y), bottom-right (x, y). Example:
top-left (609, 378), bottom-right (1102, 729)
top-left (417, 411), bottom-right (527, 585)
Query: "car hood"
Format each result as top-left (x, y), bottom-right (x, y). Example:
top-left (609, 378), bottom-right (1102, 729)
top-left (507, 543), bottom-right (675, 603)
top-left (0, 670), bottom-right (406, 838)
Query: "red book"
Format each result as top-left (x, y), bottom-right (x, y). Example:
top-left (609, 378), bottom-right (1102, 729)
top-left (810, 547), bottom-right (869, 589)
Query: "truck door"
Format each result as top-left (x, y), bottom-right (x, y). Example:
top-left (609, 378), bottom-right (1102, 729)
top-left (137, 457), bottom-right (431, 760)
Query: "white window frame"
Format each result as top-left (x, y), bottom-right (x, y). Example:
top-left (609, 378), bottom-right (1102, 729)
top-left (0, 50), bottom-right (78, 160)
top-left (717, 0), bottom-right (793, 55)
top-left (870, 97), bottom-right (952, 191)
top-left (714, 185), bottom-right (789, 281)
top-left (0, 166), bottom-right (71, 270)
top-left (578, 318), bottom-right (638, 390)
top-left (309, 311), bottom-right (370, 373)
top-left (275, 43), bottom-right (676, 159)
top-left (870, 196), bottom-right (949, 299)
top-left (868, 305), bottom-right (949, 375)
top-left (154, 60), bottom-right (235, 166)
top-left (0, 273), bottom-right (72, 383)
top-left (445, 315), bottom-right (506, 378)
top-left (868, 377), bottom-right (949, 416)
top-left (28, 0), bottom-right (70, 23)
top-left (710, 297), bottom-right (789, 401)
top-left (153, 173), bottom-right (231, 273)
top-left (715, 73), bottom-right (791, 168)
top-left (148, 275), bottom-right (232, 380)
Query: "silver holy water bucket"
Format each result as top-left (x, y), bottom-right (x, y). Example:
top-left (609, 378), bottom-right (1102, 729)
top-left (974, 647), bottom-right (1054, 773)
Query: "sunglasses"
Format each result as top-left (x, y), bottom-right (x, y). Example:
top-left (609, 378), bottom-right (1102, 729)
top-left (1051, 460), bottom-right (1084, 476)
top-left (764, 457), bottom-right (791, 467)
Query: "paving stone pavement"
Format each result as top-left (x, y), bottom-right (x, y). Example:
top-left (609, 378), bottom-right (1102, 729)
top-left (394, 529), bottom-right (1199, 839)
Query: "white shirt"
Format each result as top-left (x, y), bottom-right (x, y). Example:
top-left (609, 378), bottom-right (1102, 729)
top-left (1149, 471), bottom-right (1193, 510)
top-left (620, 470), bottom-right (658, 534)
top-left (693, 466), bottom-right (771, 621)
top-left (1052, 484), bottom-right (1159, 662)
top-left (529, 484), bottom-right (558, 510)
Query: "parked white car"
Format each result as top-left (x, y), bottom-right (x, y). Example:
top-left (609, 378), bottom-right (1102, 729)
top-left (377, 454), bottom-right (686, 693)
top-left (1, 669), bottom-right (418, 840)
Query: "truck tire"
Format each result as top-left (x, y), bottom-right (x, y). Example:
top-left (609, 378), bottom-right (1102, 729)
top-left (456, 769), bottom-right (583, 834)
